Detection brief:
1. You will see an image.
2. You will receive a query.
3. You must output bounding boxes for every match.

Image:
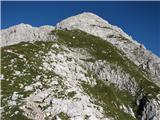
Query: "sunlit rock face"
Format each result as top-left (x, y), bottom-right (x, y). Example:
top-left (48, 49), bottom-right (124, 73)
top-left (1, 12), bottom-right (160, 120)
top-left (56, 12), bottom-right (132, 41)
top-left (56, 12), bottom-right (160, 87)
top-left (1, 23), bottom-right (56, 47)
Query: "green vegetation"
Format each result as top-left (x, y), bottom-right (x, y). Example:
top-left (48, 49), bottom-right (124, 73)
top-left (52, 112), bottom-right (69, 120)
top-left (58, 112), bottom-right (70, 120)
top-left (53, 29), bottom-right (160, 98)
top-left (52, 29), bottom-right (160, 119)
top-left (1, 41), bottom-right (58, 120)
top-left (2, 29), bottom-right (160, 120)
top-left (1, 41), bottom-right (55, 98)
top-left (107, 34), bottom-right (130, 41)
top-left (82, 80), bottom-right (136, 120)
top-left (2, 105), bottom-right (31, 120)
top-left (90, 24), bottom-right (113, 30)
top-left (67, 91), bottom-right (76, 98)
top-left (84, 115), bottom-right (90, 120)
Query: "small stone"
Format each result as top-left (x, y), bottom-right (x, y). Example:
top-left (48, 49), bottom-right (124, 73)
top-left (24, 86), bottom-right (33, 91)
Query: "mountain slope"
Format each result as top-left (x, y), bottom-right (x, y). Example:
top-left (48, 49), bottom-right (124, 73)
top-left (56, 12), bottom-right (160, 87)
top-left (1, 12), bottom-right (160, 120)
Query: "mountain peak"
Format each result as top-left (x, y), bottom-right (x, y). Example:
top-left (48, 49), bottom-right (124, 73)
top-left (56, 12), bottom-right (132, 42)
top-left (56, 12), bottom-right (109, 29)
top-left (69, 12), bottom-right (109, 23)
top-left (73, 12), bottom-right (100, 17)
top-left (12, 23), bottom-right (32, 28)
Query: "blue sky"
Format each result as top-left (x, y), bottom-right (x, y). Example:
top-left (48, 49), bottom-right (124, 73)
top-left (1, 1), bottom-right (160, 56)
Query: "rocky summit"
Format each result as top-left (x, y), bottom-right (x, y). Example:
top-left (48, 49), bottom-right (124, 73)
top-left (1, 12), bottom-right (160, 120)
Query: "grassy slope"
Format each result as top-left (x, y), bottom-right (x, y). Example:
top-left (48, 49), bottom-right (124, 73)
top-left (54, 30), bottom-right (160, 97)
top-left (54, 30), bottom-right (160, 119)
top-left (1, 29), bottom-right (160, 120)
top-left (1, 41), bottom-right (55, 120)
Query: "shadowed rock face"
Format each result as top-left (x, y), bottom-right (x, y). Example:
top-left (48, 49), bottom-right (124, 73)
top-left (137, 96), bottom-right (159, 120)
top-left (1, 12), bottom-right (160, 120)
top-left (137, 96), bottom-right (149, 118)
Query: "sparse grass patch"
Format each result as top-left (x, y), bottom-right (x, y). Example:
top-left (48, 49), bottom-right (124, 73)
top-left (58, 112), bottom-right (70, 120)
top-left (1, 41), bottom-right (59, 120)
top-left (53, 29), bottom-right (160, 98)
top-left (84, 115), bottom-right (90, 120)
top-left (67, 91), bottom-right (76, 98)
top-left (81, 80), bottom-right (136, 120)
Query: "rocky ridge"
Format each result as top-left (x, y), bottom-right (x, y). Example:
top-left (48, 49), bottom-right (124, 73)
top-left (1, 23), bottom-right (55, 46)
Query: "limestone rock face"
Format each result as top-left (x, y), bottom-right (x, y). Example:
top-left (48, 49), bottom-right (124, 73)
top-left (141, 100), bottom-right (160, 120)
top-left (56, 12), bottom-right (132, 42)
top-left (1, 23), bottom-right (55, 47)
